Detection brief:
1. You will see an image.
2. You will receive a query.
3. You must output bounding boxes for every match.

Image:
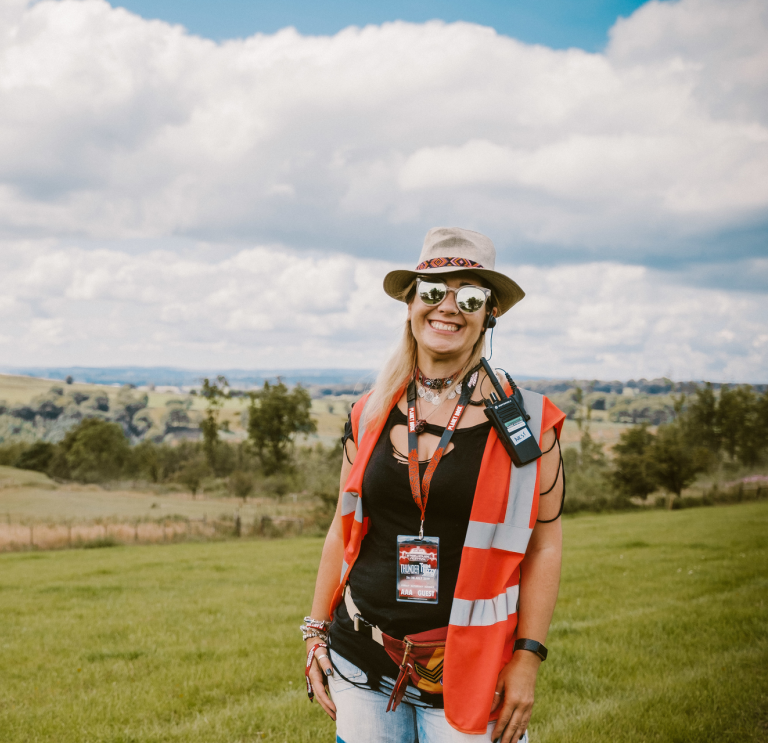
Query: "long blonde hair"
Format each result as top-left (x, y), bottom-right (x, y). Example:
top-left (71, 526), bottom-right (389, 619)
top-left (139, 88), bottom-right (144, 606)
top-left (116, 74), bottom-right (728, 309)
top-left (363, 312), bottom-right (491, 430)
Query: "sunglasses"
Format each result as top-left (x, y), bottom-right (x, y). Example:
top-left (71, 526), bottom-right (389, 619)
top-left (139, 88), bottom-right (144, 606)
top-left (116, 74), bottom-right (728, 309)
top-left (415, 278), bottom-right (491, 314)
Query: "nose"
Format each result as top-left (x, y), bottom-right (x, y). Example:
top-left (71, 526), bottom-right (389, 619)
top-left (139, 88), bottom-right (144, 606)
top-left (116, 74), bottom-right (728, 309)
top-left (439, 288), bottom-right (460, 314)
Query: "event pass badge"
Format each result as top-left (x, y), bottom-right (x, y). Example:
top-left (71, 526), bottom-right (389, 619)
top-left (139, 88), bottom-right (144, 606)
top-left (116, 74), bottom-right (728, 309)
top-left (396, 535), bottom-right (439, 604)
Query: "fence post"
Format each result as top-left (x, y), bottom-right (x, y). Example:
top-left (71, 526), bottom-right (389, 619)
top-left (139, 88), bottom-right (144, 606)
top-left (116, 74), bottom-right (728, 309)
top-left (68, 523), bottom-right (72, 549)
top-left (298, 518), bottom-right (304, 536)
top-left (235, 515), bottom-right (241, 537)
top-left (30, 525), bottom-right (33, 547)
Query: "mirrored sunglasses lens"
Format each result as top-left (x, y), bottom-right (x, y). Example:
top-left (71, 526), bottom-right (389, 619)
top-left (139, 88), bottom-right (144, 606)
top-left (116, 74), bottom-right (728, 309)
top-left (418, 281), bottom-right (447, 305)
top-left (456, 287), bottom-right (487, 313)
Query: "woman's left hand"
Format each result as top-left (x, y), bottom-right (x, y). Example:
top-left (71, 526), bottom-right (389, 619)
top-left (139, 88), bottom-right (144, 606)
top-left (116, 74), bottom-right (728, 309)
top-left (490, 651), bottom-right (541, 743)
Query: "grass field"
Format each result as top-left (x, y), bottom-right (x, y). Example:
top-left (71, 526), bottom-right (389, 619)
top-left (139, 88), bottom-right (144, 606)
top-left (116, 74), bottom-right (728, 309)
top-left (0, 465), bottom-right (313, 525)
top-left (1, 502), bottom-right (766, 742)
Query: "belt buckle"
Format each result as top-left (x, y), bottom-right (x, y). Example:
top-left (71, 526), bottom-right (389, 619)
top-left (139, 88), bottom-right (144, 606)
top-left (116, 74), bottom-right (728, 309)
top-left (353, 613), bottom-right (371, 633)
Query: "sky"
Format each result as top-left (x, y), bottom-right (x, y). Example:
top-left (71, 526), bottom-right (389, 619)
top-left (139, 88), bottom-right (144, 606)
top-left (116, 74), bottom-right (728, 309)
top-left (0, 0), bottom-right (766, 381)
top-left (102, 0), bottom-right (651, 51)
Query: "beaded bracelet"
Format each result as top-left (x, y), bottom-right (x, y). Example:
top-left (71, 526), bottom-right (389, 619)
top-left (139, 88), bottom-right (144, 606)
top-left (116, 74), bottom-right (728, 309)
top-left (303, 616), bottom-right (330, 629)
top-left (301, 628), bottom-right (328, 642)
top-left (301, 616), bottom-right (330, 642)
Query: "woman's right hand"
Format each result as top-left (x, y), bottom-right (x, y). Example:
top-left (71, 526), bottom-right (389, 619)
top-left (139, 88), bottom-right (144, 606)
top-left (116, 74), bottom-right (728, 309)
top-left (306, 640), bottom-right (337, 720)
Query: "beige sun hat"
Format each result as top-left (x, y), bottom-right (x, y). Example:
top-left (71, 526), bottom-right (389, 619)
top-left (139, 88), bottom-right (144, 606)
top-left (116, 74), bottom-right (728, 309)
top-left (383, 227), bottom-right (525, 316)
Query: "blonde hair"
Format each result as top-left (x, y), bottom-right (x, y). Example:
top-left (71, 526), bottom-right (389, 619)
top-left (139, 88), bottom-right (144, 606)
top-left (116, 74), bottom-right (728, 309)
top-left (363, 313), bottom-right (491, 431)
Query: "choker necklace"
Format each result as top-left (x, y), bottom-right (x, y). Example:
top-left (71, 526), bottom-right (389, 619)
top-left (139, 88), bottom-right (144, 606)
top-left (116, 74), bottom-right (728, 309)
top-left (415, 368), bottom-right (463, 406)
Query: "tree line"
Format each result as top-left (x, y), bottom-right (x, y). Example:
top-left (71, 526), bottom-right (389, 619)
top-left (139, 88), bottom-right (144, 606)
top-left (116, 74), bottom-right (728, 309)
top-left (566, 383), bottom-right (768, 511)
top-left (0, 378), bottom-right (341, 506)
top-left (2, 377), bottom-right (766, 516)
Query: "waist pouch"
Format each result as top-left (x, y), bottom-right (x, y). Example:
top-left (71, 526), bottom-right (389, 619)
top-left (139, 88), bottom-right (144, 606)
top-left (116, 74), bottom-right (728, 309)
top-left (343, 585), bottom-right (446, 711)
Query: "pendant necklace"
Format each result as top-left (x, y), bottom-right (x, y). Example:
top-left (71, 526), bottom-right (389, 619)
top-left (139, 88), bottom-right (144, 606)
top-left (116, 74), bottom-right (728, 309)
top-left (413, 367), bottom-right (462, 434)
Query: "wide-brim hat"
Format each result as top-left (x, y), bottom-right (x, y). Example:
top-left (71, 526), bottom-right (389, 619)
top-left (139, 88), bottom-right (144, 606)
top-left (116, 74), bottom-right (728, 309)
top-left (383, 227), bottom-right (524, 316)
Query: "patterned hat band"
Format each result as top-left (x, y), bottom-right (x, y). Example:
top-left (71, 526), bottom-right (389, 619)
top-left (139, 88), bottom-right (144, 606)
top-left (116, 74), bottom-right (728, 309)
top-left (415, 257), bottom-right (484, 271)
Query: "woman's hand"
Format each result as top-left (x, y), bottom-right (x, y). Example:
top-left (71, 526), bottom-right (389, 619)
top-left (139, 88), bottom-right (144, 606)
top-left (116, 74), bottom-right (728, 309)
top-left (306, 639), bottom-right (337, 720)
top-left (490, 651), bottom-right (541, 743)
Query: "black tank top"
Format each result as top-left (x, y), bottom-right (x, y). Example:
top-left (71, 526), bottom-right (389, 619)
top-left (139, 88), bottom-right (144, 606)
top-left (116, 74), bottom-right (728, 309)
top-left (329, 404), bottom-right (491, 705)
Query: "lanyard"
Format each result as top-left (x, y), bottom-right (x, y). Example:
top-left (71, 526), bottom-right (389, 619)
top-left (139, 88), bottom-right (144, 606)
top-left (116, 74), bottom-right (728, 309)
top-left (406, 368), bottom-right (479, 539)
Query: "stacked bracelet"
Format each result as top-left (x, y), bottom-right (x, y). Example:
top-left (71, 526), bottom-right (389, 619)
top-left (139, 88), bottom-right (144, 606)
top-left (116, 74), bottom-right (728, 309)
top-left (301, 616), bottom-right (330, 642)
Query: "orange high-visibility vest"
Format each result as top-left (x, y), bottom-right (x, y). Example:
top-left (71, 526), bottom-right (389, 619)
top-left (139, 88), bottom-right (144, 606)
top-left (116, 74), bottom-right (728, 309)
top-left (330, 383), bottom-right (565, 734)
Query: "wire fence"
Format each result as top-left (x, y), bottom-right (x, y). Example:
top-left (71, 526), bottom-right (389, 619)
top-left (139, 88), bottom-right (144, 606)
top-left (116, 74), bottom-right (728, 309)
top-left (0, 513), bottom-right (305, 552)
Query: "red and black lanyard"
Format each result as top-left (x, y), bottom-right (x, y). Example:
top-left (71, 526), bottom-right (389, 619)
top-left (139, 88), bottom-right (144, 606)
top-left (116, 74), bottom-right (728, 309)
top-left (406, 368), bottom-right (479, 539)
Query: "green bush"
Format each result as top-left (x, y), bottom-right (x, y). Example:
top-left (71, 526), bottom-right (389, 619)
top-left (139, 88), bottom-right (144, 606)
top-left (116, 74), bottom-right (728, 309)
top-left (0, 442), bottom-right (30, 467)
top-left (55, 418), bottom-right (131, 483)
top-left (15, 441), bottom-right (55, 473)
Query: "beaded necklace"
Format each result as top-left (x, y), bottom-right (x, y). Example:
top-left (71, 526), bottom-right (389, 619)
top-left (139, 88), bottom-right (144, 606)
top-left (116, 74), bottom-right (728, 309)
top-left (415, 367), bottom-right (463, 406)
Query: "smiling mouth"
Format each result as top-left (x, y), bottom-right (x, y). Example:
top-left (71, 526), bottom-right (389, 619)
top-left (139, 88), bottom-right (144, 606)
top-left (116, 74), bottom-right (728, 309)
top-left (429, 320), bottom-right (461, 332)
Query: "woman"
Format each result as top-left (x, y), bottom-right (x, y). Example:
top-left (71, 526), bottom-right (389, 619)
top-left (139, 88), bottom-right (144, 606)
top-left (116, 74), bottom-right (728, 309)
top-left (303, 227), bottom-right (566, 743)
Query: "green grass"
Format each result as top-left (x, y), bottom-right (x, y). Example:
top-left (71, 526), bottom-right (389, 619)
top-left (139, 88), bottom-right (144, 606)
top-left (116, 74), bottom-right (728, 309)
top-left (1, 503), bottom-right (766, 742)
top-left (0, 465), bottom-right (313, 525)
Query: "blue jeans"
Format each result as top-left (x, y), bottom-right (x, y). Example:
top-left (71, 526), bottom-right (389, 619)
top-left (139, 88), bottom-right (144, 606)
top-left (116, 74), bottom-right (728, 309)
top-left (328, 651), bottom-right (529, 743)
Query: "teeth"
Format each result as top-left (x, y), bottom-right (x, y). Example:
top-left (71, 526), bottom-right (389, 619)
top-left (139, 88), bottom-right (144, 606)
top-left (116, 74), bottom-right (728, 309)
top-left (430, 321), bottom-right (459, 332)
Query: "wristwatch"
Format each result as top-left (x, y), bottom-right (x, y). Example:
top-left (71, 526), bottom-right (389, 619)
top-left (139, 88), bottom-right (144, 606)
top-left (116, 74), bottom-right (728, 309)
top-left (513, 638), bottom-right (548, 661)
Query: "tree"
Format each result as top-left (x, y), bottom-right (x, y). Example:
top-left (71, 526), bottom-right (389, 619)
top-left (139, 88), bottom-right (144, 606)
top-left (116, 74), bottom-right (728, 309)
top-left (177, 456), bottom-right (209, 497)
top-left (16, 441), bottom-right (55, 473)
top-left (129, 440), bottom-right (160, 482)
top-left (228, 470), bottom-right (255, 503)
top-left (717, 385), bottom-right (765, 466)
top-left (199, 376), bottom-right (229, 470)
top-left (610, 425), bottom-right (655, 500)
top-left (647, 422), bottom-right (706, 507)
top-left (683, 383), bottom-right (720, 453)
top-left (55, 418), bottom-right (131, 483)
top-left (248, 380), bottom-right (316, 475)
top-left (115, 385), bottom-right (149, 438)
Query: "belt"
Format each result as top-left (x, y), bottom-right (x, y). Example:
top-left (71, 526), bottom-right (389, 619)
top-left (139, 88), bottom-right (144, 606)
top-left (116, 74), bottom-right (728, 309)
top-left (344, 585), bottom-right (385, 645)
top-left (342, 585), bottom-right (448, 712)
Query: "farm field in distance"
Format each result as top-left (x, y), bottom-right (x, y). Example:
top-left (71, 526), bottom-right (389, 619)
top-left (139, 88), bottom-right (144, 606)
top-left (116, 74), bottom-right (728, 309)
top-left (0, 371), bottom-right (637, 454)
top-left (0, 465), bottom-right (310, 523)
top-left (1, 502), bottom-right (766, 742)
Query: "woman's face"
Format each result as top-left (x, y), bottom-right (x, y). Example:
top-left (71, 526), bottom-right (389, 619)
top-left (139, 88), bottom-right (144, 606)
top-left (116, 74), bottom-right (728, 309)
top-left (408, 272), bottom-right (492, 365)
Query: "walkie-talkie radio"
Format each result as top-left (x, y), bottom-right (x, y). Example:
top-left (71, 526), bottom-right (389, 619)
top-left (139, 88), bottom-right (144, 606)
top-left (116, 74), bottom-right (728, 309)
top-left (480, 358), bottom-right (542, 467)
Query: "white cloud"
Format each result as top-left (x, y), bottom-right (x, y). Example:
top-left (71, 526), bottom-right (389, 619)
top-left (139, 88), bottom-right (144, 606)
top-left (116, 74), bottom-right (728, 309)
top-left (0, 0), bottom-right (765, 262)
top-left (0, 0), bottom-right (765, 380)
top-left (0, 240), bottom-right (765, 382)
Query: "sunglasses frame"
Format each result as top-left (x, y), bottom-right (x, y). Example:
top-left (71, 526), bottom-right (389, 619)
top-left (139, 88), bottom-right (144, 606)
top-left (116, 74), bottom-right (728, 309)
top-left (415, 277), bottom-right (492, 314)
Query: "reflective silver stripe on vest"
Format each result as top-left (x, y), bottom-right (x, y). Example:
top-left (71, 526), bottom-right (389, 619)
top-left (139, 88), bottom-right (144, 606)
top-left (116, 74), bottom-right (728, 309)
top-left (463, 521), bottom-right (532, 553)
top-left (449, 584), bottom-right (520, 627)
top-left (340, 559), bottom-right (349, 582)
top-left (354, 496), bottom-right (364, 524)
top-left (357, 419), bottom-right (366, 451)
top-left (505, 389), bottom-right (544, 528)
top-left (462, 389), bottom-right (544, 555)
top-left (341, 491), bottom-right (359, 517)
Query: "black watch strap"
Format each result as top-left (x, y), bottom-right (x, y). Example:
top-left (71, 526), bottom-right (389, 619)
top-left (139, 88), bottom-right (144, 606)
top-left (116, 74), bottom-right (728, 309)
top-left (513, 638), bottom-right (548, 661)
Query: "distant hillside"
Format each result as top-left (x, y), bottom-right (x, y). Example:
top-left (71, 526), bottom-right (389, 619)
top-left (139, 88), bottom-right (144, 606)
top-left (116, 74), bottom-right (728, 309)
top-left (0, 369), bottom-right (765, 446)
top-left (0, 366), bottom-right (376, 393)
top-left (2, 367), bottom-right (763, 395)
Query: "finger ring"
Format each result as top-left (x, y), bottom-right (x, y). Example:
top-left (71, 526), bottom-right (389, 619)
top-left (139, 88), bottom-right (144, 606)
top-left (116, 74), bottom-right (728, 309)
top-left (317, 654), bottom-right (328, 660)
